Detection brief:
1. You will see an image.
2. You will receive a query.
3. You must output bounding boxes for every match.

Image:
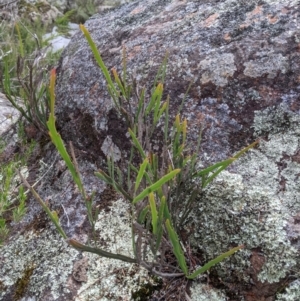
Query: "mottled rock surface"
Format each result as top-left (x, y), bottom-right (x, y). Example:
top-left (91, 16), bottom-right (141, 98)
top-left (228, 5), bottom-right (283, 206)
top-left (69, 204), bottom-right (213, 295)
top-left (1, 0), bottom-right (300, 300)
top-left (0, 93), bottom-right (20, 136)
top-left (54, 0), bottom-right (300, 299)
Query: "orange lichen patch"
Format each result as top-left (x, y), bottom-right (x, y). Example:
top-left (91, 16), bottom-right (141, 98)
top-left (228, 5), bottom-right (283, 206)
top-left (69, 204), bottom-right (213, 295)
top-left (281, 7), bottom-right (289, 14)
top-left (130, 6), bottom-right (146, 15)
top-left (204, 13), bottom-right (219, 27)
top-left (267, 15), bottom-right (278, 24)
top-left (145, 20), bottom-right (175, 34)
top-left (148, 45), bottom-right (156, 54)
top-left (127, 45), bottom-right (142, 60)
top-left (89, 82), bottom-right (99, 96)
top-left (239, 23), bottom-right (248, 29)
top-left (257, 85), bottom-right (283, 106)
top-left (240, 5), bottom-right (264, 29)
top-left (251, 5), bottom-right (263, 16)
top-left (223, 33), bottom-right (231, 41)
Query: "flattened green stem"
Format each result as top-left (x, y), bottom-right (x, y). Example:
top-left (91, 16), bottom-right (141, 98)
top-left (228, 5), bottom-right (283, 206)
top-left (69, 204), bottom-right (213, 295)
top-left (187, 245), bottom-right (244, 279)
top-left (17, 169), bottom-right (67, 240)
top-left (133, 169), bottom-right (180, 204)
top-left (148, 193), bottom-right (158, 235)
top-left (47, 69), bottom-right (85, 196)
top-left (80, 25), bottom-right (118, 99)
top-left (67, 239), bottom-right (137, 263)
top-left (135, 158), bottom-right (149, 193)
top-left (128, 127), bottom-right (146, 159)
top-left (165, 219), bottom-right (188, 275)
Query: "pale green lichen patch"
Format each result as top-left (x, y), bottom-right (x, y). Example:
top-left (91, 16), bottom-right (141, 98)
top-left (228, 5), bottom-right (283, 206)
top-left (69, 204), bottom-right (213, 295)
top-left (277, 280), bottom-right (300, 300)
top-left (0, 197), bottom-right (155, 300)
top-left (243, 53), bottom-right (288, 79)
top-left (191, 105), bottom-right (300, 285)
top-left (0, 228), bottom-right (78, 300)
top-left (75, 198), bottom-right (154, 301)
top-left (190, 283), bottom-right (227, 301)
top-left (198, 53), bottom-right (236, 87)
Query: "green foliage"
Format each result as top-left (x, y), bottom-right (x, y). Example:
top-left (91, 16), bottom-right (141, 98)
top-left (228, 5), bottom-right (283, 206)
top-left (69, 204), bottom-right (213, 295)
top-left (55, 10), bottom-right (77, 35)
top-left (12, 186), bottom-right (27, 223)
top-left (0, 140), bottom-right (34, 244)
top-left (0, 18), bottom-right (48, 80)
top-left (0, 218), bottom-right (9, 244)
top-left (55, 10), bottom-right (76, 27)
top-left (19, 25), bottom-right (257, 279)
top-left (68, 0), bottom-right (98, 24)
top-left (0, 18), bottom-right (59, 136)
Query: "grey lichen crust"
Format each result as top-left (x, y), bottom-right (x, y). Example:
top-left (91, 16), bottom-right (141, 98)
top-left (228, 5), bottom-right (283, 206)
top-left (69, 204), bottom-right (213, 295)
top-left (192, 104), bottom-right (300, 285)
top-left (0, 228), bottom-right (78, 300)
top-left (0, 198), bottom-right (152, 300)
top-left (75, 198), bottom-right (151, 301)
top-left (190, 283), bottom-right (227, 301)
top-left (276, 280), bottom-right (300, 301)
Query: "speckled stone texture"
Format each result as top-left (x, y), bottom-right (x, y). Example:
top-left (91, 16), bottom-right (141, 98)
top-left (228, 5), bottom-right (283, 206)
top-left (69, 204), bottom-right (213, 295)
top-left (53, 0), bottom-right (300, 299)
top-left (1, 0), bottom-right (300, 300)
top-left (55, 0), bottom-right (300, 165)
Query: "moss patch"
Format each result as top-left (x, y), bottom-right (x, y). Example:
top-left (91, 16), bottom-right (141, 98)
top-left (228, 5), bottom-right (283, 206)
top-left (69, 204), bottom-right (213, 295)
top-left (14, 264), bottom-right (35, 301)
top-left (131, 276), bottom-right (163, 300)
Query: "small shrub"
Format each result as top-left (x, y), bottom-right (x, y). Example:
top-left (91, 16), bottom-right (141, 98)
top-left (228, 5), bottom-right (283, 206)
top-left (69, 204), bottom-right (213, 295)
top-left (68, 0), bottom-right (98, 24)
top-left (19, 25), bottom-right (258, 280)
top-left (0, 18), bottom-right (61, 137)
top-left (0, 133), bottom-right (34, 244)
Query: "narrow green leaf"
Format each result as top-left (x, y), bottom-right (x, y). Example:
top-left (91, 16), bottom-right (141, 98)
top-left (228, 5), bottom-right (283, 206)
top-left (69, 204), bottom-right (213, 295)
top-left (155, 99), bottom-right (168, 124)
top-left (187, 245), bottom-right (244, 279)
top-left (133, 169), bottom-right (180, 204)
top-left (182, 118), bottom-right (187, 144)
top-left (154, 196), bottom-right (166, 254)
top-left (165, 219), bottom-right (188, 275)
top-left (202, 165), bottom-right (229, 188)
top-left (128, 127), bottom-right (146, 159)
top-left (233, 140), bottom-right (259, 159)
top-left (193, 158), bottom-right (234, 178)
top-left (149, 193), bottom-right (158, 235)
top-left (112, 67), bottom-right (127, 99)
top-left (67, 239), bottom-right (137, 263)
top-left (135, 158), bottom-right (149, 193)
top-left (135, 87), bottom-right (145, 123)
top-left (79, 25), bottom-right (118, 97)
top-left (174, 114), bottom-right (181, 131)
top-left (145, 83), bottom-right (163, 116)
top-left (51, 211), bottom-right (59, 223)
top-left (153, 52), bottom-right (169, 88)
top-left (138, 206), bottom-right (150, 224)
top-left (47, 69), bottom-right (85, 196)
top-left (15, 23), bottom-right (24, 58)
top-left (164, 98), bottom-right (170, 144)
top-left (122, 45), bottom-right (127, 97)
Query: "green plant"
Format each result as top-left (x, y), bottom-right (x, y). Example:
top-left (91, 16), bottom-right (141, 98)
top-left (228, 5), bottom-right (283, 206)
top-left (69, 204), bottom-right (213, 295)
top-left (0, 158), bottom-right (30, 245)
top-left (68, 0), bottom-right (98, 24)
top-left (0, 19), bottom-right (58, 137)
top-left (19, 25), bottom-right (258, 279)
top-left (55, 10), bottom-right (77, 35)
top-left (0, 124), bottom-right (37, 245)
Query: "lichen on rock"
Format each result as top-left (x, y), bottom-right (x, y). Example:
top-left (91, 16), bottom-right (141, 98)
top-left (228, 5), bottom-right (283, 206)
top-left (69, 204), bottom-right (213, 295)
top-left (191, 105), bottom-right (300, 293)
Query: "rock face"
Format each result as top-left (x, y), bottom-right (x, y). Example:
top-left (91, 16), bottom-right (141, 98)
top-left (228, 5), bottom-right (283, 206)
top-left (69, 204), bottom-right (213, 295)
top-left (54, 0), bottom-right (300, 299)
top-left (1, 0), bottom-right (300, 300)
top-left (55, 0), bottom-right (300, 163)
top-left (0, 93), bottom-right (20, 136)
